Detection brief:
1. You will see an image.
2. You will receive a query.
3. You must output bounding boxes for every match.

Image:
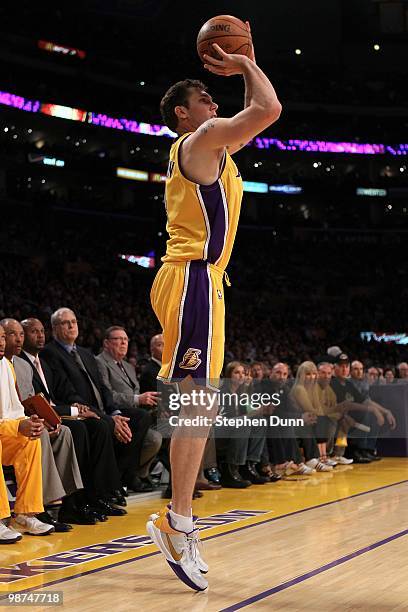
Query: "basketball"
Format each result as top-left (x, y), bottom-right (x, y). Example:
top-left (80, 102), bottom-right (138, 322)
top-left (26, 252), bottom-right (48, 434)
top-left (197, 15), bottom-right (252, 63)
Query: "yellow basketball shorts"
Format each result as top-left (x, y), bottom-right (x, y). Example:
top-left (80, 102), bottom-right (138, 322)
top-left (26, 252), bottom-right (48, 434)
top-left (151, 260), bottom-right (226, 386)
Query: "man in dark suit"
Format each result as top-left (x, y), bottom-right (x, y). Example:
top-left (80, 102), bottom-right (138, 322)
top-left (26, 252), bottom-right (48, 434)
top-left (40, 308), bottom-right (151, 495)
top-left (139, 334), bottom-right (163, 393)
top-left (20, 318), bottom-right (125, 523)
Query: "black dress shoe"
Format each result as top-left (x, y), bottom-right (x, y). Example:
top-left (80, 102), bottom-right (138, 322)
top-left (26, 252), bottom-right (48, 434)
top-left (128, 477), bottom-right (155, 493)
top-left (240, 462), bottom-right (269, 484)
top-left (205, 467), bottom-right (222, 485)
top-left (220, 463), bottom-right (251, 488)
top-left (37, 511), bottom-right (72, 532)
top-left (93, 500), bottom-right (127, 516)
top-left (59, 507), bottom-right (98, 526)
top-left (109, 490), bottom-right (127, 506)
top-left (362, 450), bottom-right (381, 461)
top-left (351, 450), bottom-right (372, 464)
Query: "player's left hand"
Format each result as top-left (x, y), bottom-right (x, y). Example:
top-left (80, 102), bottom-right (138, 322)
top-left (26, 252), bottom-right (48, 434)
top-left (203, 44), bottom-right (250, 77)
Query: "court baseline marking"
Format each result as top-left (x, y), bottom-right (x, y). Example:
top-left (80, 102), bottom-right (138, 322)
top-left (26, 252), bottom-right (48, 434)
top-left (3, 478), bottom-right (407, 596)
top-left (221, 527), bottom-right (408, 611)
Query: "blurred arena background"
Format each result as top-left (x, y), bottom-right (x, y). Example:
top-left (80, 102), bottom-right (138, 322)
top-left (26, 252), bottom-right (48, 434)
top-left (1, 0), bottom-right (407, 369)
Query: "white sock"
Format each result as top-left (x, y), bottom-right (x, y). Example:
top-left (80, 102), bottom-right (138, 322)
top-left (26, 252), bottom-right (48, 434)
top-left (169, 509), bottom-right (194, 534)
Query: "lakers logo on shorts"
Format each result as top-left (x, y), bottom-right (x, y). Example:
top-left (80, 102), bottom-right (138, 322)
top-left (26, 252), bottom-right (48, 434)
top-left (217, 289), bottom-right (223, 299)
top-left (179, 348), bottom-right (202, 370)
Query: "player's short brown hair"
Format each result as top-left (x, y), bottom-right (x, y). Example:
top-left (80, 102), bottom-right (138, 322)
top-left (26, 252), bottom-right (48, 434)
top-left (160, 79), bottom-right (207, 132)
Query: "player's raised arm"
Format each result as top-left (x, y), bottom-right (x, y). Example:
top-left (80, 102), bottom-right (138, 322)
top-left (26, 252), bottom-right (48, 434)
top-left (190, 43), bottom-right (281, 153)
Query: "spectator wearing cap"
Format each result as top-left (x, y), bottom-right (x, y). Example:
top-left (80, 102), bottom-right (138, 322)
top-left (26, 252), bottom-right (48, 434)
top-left (331, 353), bottom-right (384, 463)
top-left (316, 362), bottom-right (353, 464)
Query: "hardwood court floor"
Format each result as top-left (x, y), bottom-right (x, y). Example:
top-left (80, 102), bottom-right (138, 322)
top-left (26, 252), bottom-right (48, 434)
top-left (1, 458), bottom-right (408, 611)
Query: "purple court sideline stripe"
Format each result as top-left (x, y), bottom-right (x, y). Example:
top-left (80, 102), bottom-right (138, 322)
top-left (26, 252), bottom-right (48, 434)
top-left (4, 478), bottom-right (407, 595)
top-left (220, 527), bottom-right (408, 612)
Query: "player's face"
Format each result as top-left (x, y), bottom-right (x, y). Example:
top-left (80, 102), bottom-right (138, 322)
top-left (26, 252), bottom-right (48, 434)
top-left (186, 89), bottom-right (218, 129)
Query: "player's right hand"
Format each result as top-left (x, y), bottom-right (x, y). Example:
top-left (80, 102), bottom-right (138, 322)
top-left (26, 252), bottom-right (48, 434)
top-left (203, 44), bottom-right (250, 77)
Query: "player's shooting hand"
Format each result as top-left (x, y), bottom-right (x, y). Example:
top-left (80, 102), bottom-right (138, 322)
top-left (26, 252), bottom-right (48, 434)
top-left (245, 21), bottom-right (256, 63)
top-left (203, 44), bottom-right (249, 77)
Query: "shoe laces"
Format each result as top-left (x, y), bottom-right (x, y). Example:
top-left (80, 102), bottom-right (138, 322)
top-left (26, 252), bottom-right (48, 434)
top-left (186, 528), bottom-right (201, 562)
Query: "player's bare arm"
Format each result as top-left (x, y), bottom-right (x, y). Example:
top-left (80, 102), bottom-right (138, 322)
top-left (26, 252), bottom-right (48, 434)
top-left (182, 44), bottom-right (281, 182)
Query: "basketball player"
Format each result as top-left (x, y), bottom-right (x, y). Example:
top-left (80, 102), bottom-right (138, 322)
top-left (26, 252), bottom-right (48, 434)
top-left (147, 36), bottom-right (282, 591)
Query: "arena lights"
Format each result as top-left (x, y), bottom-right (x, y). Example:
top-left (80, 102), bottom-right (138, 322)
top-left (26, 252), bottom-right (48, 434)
top-left (356, 187), bottom-right (387, 197)
top-left (38, 40), bottom-right (86, 60)
top-left (150, 173), bottom-right (167, 182)
top-left (242, 181), bottom-right (268, 193)
top-left (360, 331), bottom-right (408, 345)
top-left (116, 167), bottom-right (148, 181)
top-left (118, 252), bottom-right (155, 268)
top-left (28, 153), bottom-right (65, 167)
top-left (269, 184), bottom-right (303, 194)
top-left (41, 104), bottom-right (87, 122)
top-left (2, 87), bottom-right (408, 156)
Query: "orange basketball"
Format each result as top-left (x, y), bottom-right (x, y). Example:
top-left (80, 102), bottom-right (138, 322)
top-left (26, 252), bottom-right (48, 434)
top-left (197, 15), bottom-right (252, 63)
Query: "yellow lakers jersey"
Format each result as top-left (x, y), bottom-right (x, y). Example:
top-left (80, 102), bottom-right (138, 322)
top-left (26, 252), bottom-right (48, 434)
top-left (162, 132), bottom-right (243, 271)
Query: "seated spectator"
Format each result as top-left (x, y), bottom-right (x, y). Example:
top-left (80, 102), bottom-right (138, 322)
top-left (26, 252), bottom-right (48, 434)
top-left (263, 367), bottom-right (315, 476)
top-left (41, 308), bottom-right (151, 511)
top-left (316, 362), bottom-right (353, 464)
top-left (217, 362), bottom-right (269, 488)
top-left (0, 326), bottom-right (54, 540)
top-left (270, 362), bottom-right (290, 386)
top-left (384, 367), bottom-right (395, 384)
top-left (331, 354), bottom-right (385, 463)
top-left (1, 318), bottom-right (83, 531)
top-left (289, 362), bottom-right (335, 470)
top-left (21, 317), bottom-right (126, 524)
top-left (350, 360), bottom-right (396, 433)
top-left (396, 362), bottom-right (408, 382)
top-left (96, 326), bottom-right (162, 492)
top-left (139, 334), bottom-right (164, 393)
top-left (250, 362), bottom-right (265, 387)
top-left (367, 367), bottom-right (381, 385)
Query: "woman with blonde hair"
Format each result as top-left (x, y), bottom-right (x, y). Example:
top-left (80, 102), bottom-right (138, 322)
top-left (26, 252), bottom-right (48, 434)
top-left (289, 361), bottom-right (334, 471)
